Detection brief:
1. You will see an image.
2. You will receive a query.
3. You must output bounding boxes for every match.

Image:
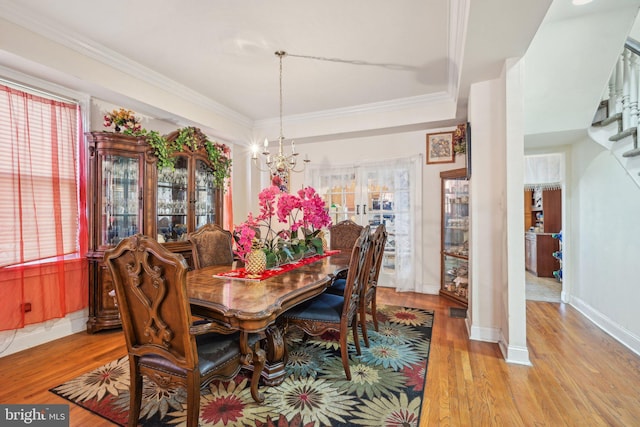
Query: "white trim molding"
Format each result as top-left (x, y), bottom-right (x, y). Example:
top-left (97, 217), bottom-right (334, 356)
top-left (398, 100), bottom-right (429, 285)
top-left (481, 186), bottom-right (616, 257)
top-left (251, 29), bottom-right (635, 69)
top-left (571, 297), bottom-right (640, 357)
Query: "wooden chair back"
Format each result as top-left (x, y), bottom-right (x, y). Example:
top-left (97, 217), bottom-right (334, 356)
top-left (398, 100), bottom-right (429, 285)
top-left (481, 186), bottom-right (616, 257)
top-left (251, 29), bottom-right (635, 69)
top-left (105, 234), bottom-right (196, 369)
top-left (368, 224), bottom-right (388, 288)
top-left (329, 219), bottom-right (364, 251)
top-left (342, 226), bottom-right (372, 323)
top-left (359, 224), bottom-right (388, 345)
top-left (104, 234), bottom-right (265, 426)
top-left (187, 223), bottom-right (234, 269)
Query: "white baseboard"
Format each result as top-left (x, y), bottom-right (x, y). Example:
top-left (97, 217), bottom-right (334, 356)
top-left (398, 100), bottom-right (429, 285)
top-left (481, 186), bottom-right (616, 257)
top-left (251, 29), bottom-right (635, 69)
top-left (499, 331), bottom-right (532, 365)
top-left (0, 309), bottom-right (88, 358)
top-left (468, 322), bottom-right (501, 343)
top-left (570, 297), bottom-right (640, 357)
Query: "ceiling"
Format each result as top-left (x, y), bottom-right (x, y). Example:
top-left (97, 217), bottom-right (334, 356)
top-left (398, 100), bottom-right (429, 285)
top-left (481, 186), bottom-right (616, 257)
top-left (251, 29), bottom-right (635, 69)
top-left (0, 0), bottom-right (638, 145)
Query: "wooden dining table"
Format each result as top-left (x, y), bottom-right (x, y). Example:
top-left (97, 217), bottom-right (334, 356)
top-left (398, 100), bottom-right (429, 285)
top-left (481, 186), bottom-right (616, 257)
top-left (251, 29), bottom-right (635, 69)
top-left (187, 251), bottom-right (351, 385)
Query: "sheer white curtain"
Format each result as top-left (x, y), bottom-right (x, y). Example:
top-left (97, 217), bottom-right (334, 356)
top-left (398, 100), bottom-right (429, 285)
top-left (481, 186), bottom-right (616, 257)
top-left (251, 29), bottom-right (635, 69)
top-left (524, 153), bottom-right (564, 190)
top-left (309, 155), bottom-right (422, 291)
top-left (377, 155), bottom-right (422, 292)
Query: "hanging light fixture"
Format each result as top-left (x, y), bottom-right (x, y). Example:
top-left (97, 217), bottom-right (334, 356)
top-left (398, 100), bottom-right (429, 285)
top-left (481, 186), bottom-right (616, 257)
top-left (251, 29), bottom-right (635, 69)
top-left (252, 51), bottom-right (310, 174)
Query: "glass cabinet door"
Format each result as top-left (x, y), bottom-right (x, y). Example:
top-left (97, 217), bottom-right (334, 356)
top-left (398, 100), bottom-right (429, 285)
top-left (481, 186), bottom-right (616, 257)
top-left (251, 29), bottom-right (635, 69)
top-left (441, 169), bottom-right (469, 305)
top-left (194, 159), bottom-right (217, 229)
top-left (442, 178), bottom-right (469, 255)
top-left (157, 156), bottom-right (189, 242)
top-left (101, 154), bottom-right (140, 246)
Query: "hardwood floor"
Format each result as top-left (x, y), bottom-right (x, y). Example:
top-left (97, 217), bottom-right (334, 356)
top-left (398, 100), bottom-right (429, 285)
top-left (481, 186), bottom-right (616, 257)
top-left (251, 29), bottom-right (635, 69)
top-left (1, 289), bottom-right (639, 426)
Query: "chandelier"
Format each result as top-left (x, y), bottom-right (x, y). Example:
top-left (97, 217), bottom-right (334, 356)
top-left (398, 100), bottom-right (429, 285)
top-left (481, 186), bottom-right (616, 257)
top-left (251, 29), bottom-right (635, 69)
top-left (252, 51), bottom-right (310, 174)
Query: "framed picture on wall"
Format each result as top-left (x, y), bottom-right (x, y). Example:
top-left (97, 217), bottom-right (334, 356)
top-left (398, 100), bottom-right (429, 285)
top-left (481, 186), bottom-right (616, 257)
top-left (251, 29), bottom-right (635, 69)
top-left (426, 131), bottom-right (455, 164)
top-left (271, 170), bottom-right (290, 192)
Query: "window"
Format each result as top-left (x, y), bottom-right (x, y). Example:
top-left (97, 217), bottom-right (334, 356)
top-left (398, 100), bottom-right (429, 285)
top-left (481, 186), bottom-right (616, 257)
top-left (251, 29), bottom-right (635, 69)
top-left (0, 84), bottom-right (80, 266)
top-left (0, 82), bottom-right (87, 331)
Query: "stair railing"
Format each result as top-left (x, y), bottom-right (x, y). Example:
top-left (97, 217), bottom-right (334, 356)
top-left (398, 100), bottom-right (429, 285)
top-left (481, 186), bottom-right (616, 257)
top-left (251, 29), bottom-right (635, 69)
top-left (604, 37), bottom-right (640, 157)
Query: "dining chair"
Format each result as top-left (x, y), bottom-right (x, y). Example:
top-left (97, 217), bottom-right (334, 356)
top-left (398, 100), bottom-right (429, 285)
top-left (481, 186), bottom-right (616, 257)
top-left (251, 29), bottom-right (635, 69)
top-left (279, 226), bottom-right (372, 380)
top-left (360, 224), bottom-right (387, 346)
top-left (187, 223), bottom-right (235, 269)
top-left (329, 219), bottom-right (364, 252)
top-left (104, 234), bottom-right (265, 427)
top-left (324, 224), bottom-right (386, 346)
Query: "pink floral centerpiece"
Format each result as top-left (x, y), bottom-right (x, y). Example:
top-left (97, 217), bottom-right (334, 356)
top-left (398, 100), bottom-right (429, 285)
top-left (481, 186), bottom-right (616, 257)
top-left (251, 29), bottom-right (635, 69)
top-left (234, 185), bottom-right (332, 265)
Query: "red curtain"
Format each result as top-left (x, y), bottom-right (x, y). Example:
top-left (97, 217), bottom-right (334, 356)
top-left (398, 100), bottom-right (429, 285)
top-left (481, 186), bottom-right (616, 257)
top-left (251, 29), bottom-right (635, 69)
top-left (0, 85), bottom-right (88, 331)
top-left (223, 154), bottom-right (233, 231)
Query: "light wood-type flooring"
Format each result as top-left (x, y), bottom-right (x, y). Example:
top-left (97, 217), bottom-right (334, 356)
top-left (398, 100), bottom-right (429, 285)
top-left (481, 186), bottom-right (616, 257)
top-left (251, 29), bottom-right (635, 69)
top-left (1, 288), bottom-right (639, 426)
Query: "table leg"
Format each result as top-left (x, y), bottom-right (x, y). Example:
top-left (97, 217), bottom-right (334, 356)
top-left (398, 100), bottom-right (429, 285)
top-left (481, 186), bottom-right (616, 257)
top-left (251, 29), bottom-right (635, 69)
top-left (260, 324), bottom-right (287, 386)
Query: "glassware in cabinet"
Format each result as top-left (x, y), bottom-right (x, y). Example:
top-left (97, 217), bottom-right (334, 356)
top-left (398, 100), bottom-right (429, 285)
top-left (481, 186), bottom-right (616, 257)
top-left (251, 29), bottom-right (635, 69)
top-left (101, 155), bottom-right (140, 246)
top-left (156, 157), bottom-right (189, 242)
top-left (194, 159), bottom-right (217, 229)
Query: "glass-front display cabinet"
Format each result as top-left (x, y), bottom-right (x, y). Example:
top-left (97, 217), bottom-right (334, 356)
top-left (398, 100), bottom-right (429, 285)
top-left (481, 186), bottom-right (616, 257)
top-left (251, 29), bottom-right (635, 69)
top-left (440, 168), bottom-right (469, 307)
top-left (86, 130), bottom-right (223, 333)
top-left (155, 158), bottom-right (218, 243)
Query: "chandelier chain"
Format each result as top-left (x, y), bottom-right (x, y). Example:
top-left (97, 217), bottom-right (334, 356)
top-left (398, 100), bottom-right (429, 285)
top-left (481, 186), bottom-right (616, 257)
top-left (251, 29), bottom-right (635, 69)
top-left (251, 50), bottom-right (310, 175)
top-left (279, 51), bottom-right (284, 141)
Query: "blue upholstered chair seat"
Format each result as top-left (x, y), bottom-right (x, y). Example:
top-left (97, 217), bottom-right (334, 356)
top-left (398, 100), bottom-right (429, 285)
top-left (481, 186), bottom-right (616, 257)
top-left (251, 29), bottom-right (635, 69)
top-left (282, 293), bottom-right (345, 322)
top-left (325, 278), bottom-right (346, 296)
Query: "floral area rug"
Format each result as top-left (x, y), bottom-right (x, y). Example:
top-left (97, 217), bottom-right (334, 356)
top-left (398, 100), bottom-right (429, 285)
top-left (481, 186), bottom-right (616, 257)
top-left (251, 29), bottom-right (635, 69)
top-left (50, 305), bottom-right (433, 426)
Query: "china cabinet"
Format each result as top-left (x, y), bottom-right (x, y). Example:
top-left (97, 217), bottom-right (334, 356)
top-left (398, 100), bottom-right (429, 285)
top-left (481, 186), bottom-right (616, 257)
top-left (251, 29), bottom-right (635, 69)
top-left (440, 168), bottom-right (469, 306)
top-left (86, 130), bottom-right (224, 333)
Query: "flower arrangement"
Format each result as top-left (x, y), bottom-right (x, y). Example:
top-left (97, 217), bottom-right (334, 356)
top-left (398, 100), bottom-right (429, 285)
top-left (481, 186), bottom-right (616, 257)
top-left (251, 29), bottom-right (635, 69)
top-left (453, 123), bottom-right (467, 154)
top-left (233, 185), bottom-right (332, 265)
top-left (103, 108), bottom-right (142, 133)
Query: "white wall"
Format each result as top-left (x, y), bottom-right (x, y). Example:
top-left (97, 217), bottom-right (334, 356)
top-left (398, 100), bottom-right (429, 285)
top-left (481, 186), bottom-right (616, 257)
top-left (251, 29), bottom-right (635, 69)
top-left (569, 137), bottom-right (640, 355)
top-left (465, 59), bottom-right (529, 366)
top-left (504, 58), bottom-right (529, 365)
top-left (0, 310), bottom-right (87, 357)
top-left (467, 78), bottom-right (506, 344)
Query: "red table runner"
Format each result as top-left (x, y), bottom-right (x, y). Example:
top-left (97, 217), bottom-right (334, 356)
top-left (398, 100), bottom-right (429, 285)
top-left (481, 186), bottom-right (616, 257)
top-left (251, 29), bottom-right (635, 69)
top-left (213, 250), bottom-right (341, 281)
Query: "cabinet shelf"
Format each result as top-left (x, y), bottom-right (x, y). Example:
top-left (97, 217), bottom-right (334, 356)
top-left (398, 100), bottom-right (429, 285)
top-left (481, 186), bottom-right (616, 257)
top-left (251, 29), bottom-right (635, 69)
top-left (443, 251), bottom-right (468, 260)
top-left (439, 288), bottom-right (469, 305)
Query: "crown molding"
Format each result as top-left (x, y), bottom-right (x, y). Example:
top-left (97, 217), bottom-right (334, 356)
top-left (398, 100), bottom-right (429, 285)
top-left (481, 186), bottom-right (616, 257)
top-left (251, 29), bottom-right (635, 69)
top-left (0, 2), bottom-right (253, 129)
top-left (448, 0), bottom-right (470, 98)
top-left (0, 2), bottom-right (464, 138)
top-left (254, 91), bottom-right (454, 129)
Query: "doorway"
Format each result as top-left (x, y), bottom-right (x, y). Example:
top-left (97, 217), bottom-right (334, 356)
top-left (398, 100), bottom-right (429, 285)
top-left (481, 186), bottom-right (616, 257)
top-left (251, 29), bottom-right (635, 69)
top-left (524, 188), bottom-right (562, 302)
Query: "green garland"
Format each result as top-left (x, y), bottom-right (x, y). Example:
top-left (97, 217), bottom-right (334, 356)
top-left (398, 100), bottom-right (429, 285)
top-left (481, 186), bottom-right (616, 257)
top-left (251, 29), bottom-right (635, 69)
top-left (126, 126), bottom-right (232, 189)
